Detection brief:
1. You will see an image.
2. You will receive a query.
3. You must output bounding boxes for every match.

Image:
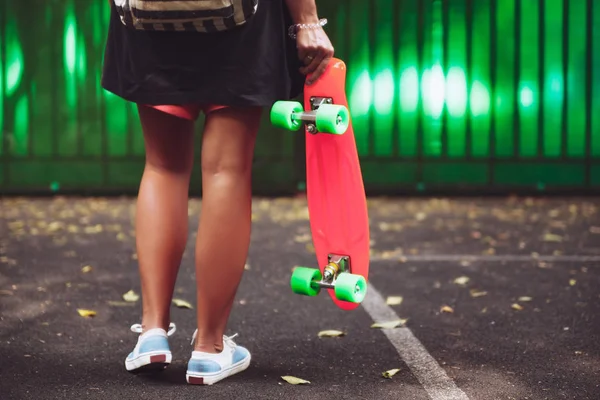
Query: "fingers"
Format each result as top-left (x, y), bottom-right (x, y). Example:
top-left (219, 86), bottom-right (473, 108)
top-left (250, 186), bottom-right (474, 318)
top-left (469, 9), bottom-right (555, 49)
top-left (306, 56), bottom-right (332, 85)
top-left (295, 29), bottom-right (334, 85)
top-left (300, 51), bottom-right (324, 76)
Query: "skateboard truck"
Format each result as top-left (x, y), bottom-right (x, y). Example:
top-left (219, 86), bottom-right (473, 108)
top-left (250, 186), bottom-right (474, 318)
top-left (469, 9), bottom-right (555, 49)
top-left (270, 99), bottom-right (350, 135)
top-left (290, 253), bottom-right (367, 303)
top-left (319, 254), bottom-right (350, 289)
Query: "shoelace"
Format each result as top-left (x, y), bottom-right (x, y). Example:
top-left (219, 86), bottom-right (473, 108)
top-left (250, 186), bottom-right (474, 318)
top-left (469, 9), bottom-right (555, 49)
top-left (130, 322), bottom-right (177, 336)
top-left (191, 330), bottom-right (238, 353)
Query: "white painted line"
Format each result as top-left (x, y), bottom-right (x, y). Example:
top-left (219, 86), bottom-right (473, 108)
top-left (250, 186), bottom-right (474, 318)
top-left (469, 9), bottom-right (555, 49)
top-left (362, 284), bottom-right (470, 400)
top-left (370, 254), bottom-right (600, 263)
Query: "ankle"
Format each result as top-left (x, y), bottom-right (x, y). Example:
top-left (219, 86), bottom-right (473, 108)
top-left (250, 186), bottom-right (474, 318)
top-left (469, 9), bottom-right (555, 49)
top-left (194, 339), bottom-right (224, 353)
top-left (141, 318), bottom-right (171, 333)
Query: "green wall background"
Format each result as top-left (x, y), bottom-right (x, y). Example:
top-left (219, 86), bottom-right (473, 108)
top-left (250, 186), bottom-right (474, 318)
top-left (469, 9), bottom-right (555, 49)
top-left (1, 0), bottom-right (599, 195)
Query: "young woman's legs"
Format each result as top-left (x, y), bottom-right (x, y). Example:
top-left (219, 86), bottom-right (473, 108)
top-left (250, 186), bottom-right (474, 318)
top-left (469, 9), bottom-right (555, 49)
top-left (193, 106), bottom-right (262, 353)
top-left (135, 105), bottom-right (196, 332)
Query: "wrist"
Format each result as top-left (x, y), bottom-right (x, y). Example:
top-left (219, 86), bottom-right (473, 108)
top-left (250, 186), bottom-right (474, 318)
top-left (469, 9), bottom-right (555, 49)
top-left (293, 14), bottom-right (320, 24)
top-left (288, 18), bottom-right (328, 39)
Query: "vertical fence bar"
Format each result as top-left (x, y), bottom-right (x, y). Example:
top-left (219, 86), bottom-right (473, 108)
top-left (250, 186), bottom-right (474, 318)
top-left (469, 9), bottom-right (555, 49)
top-left (537, 0), bottom-right (545, 158)
top-left (465, 0), bottom-right (473, 160)
top-left (489, 0), bottom-right (497, 184)
top-left (585, 0), bottom-right (593, 187)
top-left (0, 0), bottom-right (6, 187)
top-left (512, 0), bottom-right (521, 159)
top-left (391, 0), bottom-right (401, 157)
top-left (416, 0), bottom-right (425, 187)
top-left (440, 0), bottom-right (449, 159)
top-left (560, 0), bottom-right (568, 159)
top-left (543, 0), bottom-right (562, 158)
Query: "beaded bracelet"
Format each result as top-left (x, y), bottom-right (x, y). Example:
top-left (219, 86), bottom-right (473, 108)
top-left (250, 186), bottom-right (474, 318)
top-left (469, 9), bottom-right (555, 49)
top-left (288, 18), bottom-right (328, 39)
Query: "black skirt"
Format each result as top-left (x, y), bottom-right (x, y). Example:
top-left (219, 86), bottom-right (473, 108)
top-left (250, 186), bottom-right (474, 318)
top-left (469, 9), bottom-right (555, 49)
top-left (101, 0), bottom-right (305, 106)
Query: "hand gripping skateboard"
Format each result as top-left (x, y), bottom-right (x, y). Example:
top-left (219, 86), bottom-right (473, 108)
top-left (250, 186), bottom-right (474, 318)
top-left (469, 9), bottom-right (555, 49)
top-left (270, 58), bottom-right (370, 311)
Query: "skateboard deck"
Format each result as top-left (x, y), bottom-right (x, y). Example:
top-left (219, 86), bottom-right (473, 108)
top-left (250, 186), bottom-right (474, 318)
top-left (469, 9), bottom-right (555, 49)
top-left (270, 58), bottom-right (370, 311)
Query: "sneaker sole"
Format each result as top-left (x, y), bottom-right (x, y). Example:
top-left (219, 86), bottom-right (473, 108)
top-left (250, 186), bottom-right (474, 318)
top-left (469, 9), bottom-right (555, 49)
top-left (186, 356), bottom-right (251, 385)
top-left (125, 352), bottom-right (172, 373)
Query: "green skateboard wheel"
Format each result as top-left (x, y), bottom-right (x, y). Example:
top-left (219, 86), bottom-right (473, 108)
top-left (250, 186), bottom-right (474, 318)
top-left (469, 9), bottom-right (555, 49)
top-left (271, 101), bottom-right (304, 131)
top-left (334, 273), bottom-right (367, 303)
top-left (315, 104), bottom-right (349, 135)
top-left (290, 267), bottom-right (322, 296)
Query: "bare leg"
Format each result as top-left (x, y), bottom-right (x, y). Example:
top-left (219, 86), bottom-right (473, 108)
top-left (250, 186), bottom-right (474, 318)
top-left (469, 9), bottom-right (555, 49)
top-left (193, 106), bottom-right (262, 353)
top-left (135, 105), bottom-right (195, 332)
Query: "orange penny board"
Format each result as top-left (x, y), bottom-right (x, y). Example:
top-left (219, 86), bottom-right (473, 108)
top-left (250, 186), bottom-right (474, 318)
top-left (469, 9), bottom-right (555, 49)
top-left (304, 58), bottom-right (370, 311)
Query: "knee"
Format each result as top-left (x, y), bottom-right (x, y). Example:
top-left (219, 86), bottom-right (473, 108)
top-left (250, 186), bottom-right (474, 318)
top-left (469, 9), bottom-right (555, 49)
top-left (146, 153), bottom-right (194, 176)
top-left (201, 154), bottom-right (252, 178)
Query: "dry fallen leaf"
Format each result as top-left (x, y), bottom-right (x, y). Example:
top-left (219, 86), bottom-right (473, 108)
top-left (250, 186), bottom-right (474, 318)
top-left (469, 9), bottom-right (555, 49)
top-left (244, 263), bottom-right (251, 270)
top-left (77, 309), bottom-right (97, 318)
top-left (511, 303), bottom-right (523, 311)
top-left (440, 305), bottom-right (454, 313)
top-left (569, 279), bottom-right (577, 286)
top-left (453, 276), bottom-right (470, 286)
top-left (281, 376), bottom-right (310, 385)
top-left (371, 319), bottom-right (408, 329)
top-left (382, 368), bottom-right (401, 379)
top-left (0, 290), bottom-right (14, 296)
top-left (469, 289), bottom-right (488, 298)
top-left (123, 290), bottom-right (139, 302)
top-left (107, 301), bottom-right (135, 307)
top-left (518, 296), bottom-right (533, 302)
top-left (172, 298), bottom-right (193, 309)
top-left (543, 233), bottom-right (563, 242)
top-left (386, 296), bottom-right (404, 306)
top-left (81, 265), bottom-right (93, 273)
top-left (317, 330), bottom-right (346, 338)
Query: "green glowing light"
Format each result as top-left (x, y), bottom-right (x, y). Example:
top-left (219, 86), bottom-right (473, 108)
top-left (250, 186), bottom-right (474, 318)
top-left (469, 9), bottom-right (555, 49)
top-left (446, 67), bottom-right (467, 118)
top-left (64, 15), bottom-right (77, 75)
top-left (519, 86), bottom-right (534, 108)
top-left (399, 67), bottom-right (419, 113)
top-left (421, 64), bottom-right (445, 120)
top-left (349, 70), bottom-right (372, 118)
top-left (470, 81), bottom-right (490, 117)
top-left (373, 69), bottom-right (394, 115)
top-left (5, 20), bottom-right (24, 97)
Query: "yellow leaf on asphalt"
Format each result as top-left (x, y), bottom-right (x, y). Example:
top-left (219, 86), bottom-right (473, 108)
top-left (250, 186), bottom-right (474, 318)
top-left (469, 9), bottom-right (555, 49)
top-left (386, 296), bottom-right (404, 306)
top-left (469, 289), bottom-right (488, 298)
top-left (77, 309), bottom-right (96, 318)
top-left (172, 298), bottom-right (193, 309)
top-left (244, 263), bottom-right (251, 270)
top-left (107, 301), bottom-right (135, 307)
top-left (441, 305), bottom-right (454, 313)
top-left (454, 276), bottom-right (470, 286)
top-left (371, 319), bottom-right (408, 329)
top-left (281, 376), bottom-right (310, 385)
top-left (543, 233), bottom-right (563, 242)
top-left (511, 303), bottom-right (523, 311)
top-left (569, 279), bottom-right (577, 286)
top-left (518, 296), bottom-right (533, 302)
top-left (122, 290), bottom-right (139, 302)
top-left (81, 265), bottom-right (93, 273)
top-left (382, 368), bottom-right (401, 379)
top-left (317, 330), bottom-right (346, 338)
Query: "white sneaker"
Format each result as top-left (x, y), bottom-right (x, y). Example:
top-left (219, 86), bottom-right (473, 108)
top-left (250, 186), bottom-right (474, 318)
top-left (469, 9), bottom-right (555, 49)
top-left (125, 323), bottom-right (176, 373)
top-left (186, 331), bottom-right (251, 385)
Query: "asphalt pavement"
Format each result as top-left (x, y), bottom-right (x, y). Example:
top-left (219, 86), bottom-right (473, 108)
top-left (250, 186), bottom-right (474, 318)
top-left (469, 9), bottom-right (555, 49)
top-left (0, 196), bottom-right (598, 400)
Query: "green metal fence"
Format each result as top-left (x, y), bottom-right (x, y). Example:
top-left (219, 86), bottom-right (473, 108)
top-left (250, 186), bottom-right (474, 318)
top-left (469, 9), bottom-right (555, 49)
top-left (1, 0), bottom-right (599, 195)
